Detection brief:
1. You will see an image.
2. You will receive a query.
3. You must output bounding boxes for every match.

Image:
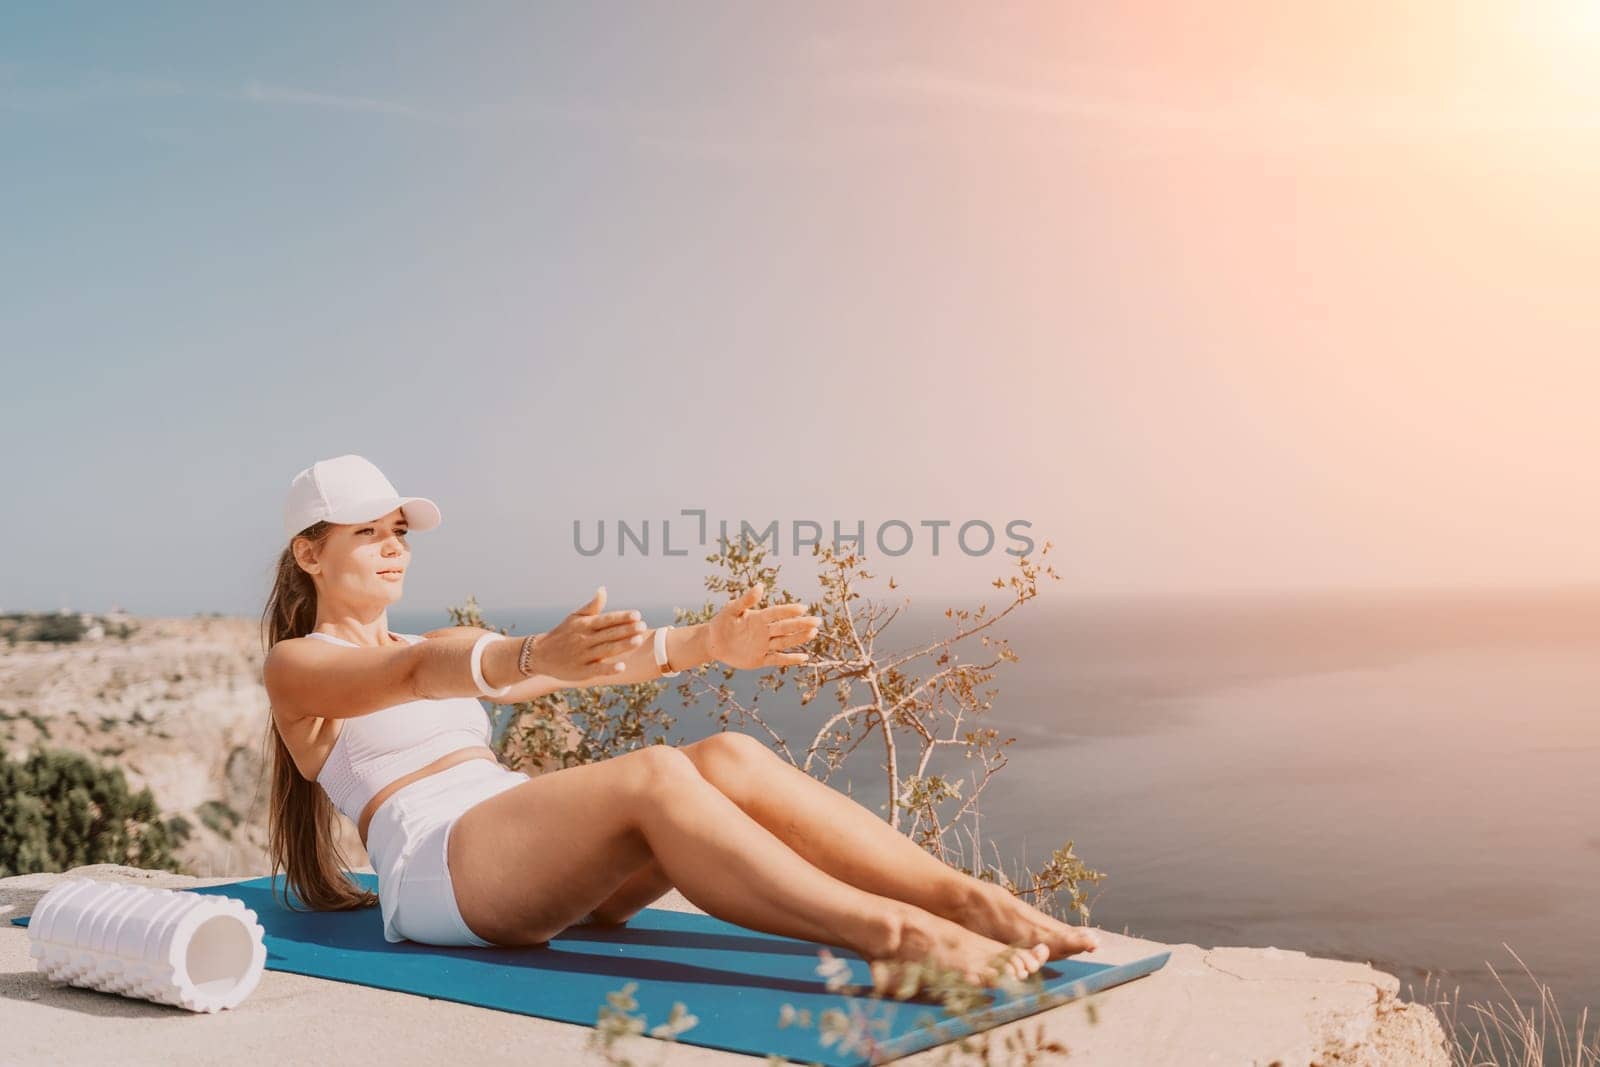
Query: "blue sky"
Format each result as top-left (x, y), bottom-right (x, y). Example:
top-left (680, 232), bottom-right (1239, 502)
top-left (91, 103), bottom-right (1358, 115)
top-left (3, 3), bottom-right (1597, 617)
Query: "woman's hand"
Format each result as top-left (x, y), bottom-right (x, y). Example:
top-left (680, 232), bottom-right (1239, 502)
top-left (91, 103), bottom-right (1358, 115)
top-left (706, 582), bottom-right (821, 670)
top-left (529, 586), bottom-right (648, 681)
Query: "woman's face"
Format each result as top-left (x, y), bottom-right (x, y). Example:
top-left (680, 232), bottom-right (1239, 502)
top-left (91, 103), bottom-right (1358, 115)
top-left (300, 508), bottom-right (411, 608)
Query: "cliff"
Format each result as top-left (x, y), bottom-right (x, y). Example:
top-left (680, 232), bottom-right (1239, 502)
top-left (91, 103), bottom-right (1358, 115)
top-left (0, 620), bottom-right (1451, 1062)
top-left (0, 616), bottom-right (366, 877)
top-left (0, 864), bottom-right (1449, 1065)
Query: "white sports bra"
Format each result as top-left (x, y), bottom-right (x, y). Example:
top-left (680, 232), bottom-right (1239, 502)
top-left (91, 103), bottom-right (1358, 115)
top-left (303, 631), bottom-right (494, 826)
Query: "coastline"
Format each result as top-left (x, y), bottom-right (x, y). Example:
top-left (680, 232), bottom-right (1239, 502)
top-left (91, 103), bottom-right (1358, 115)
top-left (0, 612), bottom-right (1463, 1061)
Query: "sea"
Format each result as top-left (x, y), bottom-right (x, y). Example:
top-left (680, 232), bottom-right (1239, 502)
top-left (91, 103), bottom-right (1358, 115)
top-left (392, 585), bottom-right (1600, 1045)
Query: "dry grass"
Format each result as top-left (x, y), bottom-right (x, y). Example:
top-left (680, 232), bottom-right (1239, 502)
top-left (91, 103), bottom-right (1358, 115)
top-left (1411, 943), bottom-right (1598, 1067)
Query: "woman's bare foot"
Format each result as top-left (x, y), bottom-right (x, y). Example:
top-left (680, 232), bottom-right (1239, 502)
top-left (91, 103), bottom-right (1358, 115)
top-left (948, 881), bottom-right (1099, 961)
top-left (868, 905), bottom-right (1050, 997)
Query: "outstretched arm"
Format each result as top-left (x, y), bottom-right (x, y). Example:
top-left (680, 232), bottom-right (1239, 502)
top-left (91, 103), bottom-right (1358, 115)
top-left (558, 621), bottom-right (717, 690)
top-left (429, 582), bottom-right (819, 705)
top-left (423, 623), bottom-right (714, 704)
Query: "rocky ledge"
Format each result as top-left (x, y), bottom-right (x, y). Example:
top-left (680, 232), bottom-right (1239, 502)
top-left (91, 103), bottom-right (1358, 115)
top-left (0, 865), bottom-right (1448, 1066)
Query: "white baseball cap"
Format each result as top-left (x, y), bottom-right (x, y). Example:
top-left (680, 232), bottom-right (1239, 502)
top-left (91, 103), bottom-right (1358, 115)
top-left (283, 454), bottom-right (442, 541)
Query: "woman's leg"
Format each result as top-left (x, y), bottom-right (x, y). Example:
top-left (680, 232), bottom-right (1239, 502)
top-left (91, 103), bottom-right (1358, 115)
top-left (446, 745), bottom-right (1048, 986)
top-left (584, 855), bottom-right (669, 926)
top-left (676, 732), bottom-right (1098, 959)
top-left (580, 734), bottom-right (960, 925)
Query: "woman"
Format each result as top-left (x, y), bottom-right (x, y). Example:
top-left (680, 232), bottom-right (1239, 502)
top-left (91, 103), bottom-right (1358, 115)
top-left (261, 454), bottom-right (1097, 993)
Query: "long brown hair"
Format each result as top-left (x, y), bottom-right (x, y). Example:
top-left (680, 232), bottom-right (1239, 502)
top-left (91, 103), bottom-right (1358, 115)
top-left (258, 521), bottom-right (378, 914)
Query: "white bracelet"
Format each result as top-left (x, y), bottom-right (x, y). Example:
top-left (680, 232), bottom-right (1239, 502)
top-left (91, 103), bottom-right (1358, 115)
top-left (653, 624), bottom-right (681, 678)
top-left (470, 633), bottom-right (514, 697)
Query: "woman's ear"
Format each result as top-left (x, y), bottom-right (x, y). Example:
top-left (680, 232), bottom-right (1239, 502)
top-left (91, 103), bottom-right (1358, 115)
top-left (291, 536), bottom-right (320, 575)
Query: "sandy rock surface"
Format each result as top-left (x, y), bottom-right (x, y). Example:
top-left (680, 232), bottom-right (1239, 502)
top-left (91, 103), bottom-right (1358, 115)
top-left (0, 864), bottom-right (1449, 1066)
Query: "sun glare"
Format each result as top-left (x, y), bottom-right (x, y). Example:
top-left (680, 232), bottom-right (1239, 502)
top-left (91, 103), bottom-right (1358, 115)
top-left (1549, 0), bottom-right (1600, 39)
top-left (1503, 2), bottom-right (1600, 94)
top-left (1561, 0), bottom-right (1600, 35)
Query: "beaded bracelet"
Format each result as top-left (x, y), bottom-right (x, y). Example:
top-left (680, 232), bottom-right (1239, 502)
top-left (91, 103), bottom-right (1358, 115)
top-left (517, 633), bottom-right (539, 677)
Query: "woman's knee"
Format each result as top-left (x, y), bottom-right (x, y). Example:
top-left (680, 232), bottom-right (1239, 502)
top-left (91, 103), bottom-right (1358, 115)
top-left (621, 744), bottom-right (703, 796)
top-left (682, 731), bottom-right (773, 787)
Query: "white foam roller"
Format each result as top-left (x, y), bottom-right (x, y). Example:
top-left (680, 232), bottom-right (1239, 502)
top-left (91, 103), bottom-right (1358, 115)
top-left (26, 876), bottom-right (267, 1012)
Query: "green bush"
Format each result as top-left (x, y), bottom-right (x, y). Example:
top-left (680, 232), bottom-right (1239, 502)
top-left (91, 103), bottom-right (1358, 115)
top-left (164, 814), bottom-right (194, 848)
top-left (0, 613), bottom-right (87, 644)
top-left (196, 799), bottom-right (242, 840)
top-left (0, 746), bottom-right (183, 876)
top-left (0, 612), bottom-right (137, 644)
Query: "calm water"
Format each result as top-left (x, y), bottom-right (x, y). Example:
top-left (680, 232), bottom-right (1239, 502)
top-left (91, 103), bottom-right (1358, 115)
top-left (393, 586), bottom-right (1600, 1039)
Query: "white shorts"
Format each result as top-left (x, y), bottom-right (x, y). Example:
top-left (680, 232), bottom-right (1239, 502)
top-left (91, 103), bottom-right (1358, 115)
top-left (366, 758), bottom-right (592, 947)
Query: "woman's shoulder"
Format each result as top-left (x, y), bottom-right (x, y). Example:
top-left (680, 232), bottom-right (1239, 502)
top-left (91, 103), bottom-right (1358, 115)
top-left (267, 631), bottom-right (415, 656)
top-left (265, 630), bottom-right (434, 725)
top-left (263, 630), bottom-right (420, 691)
top-left (412, 627), bottom-right (502, 641)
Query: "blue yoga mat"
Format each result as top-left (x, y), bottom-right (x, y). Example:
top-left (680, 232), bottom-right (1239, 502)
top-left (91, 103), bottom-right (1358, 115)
top-left (13, 873), bottom-right (1168, 1065)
